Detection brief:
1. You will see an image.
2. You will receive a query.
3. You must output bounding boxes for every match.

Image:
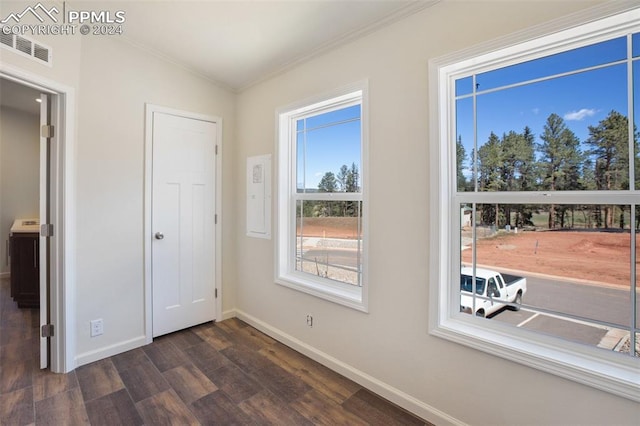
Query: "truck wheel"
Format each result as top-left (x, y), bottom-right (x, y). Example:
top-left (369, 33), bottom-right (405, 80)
top-left (512, 292), bottom-right (522, 311)
top-left (476, 310), bottom-right (485, 318)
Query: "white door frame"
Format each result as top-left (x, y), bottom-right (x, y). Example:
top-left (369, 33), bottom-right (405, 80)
top-left (144, 104), bottom-right (222, 343)
top-left (0, 64), bottom-right (76, 373)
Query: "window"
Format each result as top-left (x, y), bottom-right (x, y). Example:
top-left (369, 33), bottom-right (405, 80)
top-left (430, 8), bottom-right (639, 400)
top-left (277, 83), bottom-right (368, 311)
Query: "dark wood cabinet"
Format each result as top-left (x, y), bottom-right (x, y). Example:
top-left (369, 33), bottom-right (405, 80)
top-left (10, 232), bottom-right (40, 308)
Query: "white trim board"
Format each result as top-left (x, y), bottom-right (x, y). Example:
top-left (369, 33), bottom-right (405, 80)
top-left (0, 64), bottom-right (76, 374)
top-left (234, 309), bottom-right (464, 426)
top-left (75, 335), bottom-right (147, 367)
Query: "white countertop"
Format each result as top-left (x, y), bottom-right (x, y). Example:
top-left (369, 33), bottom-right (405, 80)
top-left (10, 218), bottom-right (40, 234)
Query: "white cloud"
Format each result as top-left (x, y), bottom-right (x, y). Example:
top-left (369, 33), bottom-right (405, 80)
top-left (564, 108), bottom-right (597, 121)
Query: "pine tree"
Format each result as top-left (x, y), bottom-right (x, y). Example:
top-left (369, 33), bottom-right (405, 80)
top-left (456, 136), bottom-right (467, 191)
top-left (477, 132), bottom-right (503, 226)
top-left (318, 172), bottom-right (337, 192)
top-left (537, 114), bottom-right (581, 228)
top-left (586, 110), bottom-right (633, 228)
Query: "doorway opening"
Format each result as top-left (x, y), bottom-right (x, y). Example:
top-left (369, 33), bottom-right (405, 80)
top-left (0, 68), bottom-right (75, 373)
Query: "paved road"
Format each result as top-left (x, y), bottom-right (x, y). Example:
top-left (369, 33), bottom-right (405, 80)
top-left (302, 248), bottom-right (358, 270)
top-left (304, 248), bottom-right (633, 325)
top-left (488, 274), bottom-right (634, 348)
top-left (302, 246), bottom-right (635, 347)
top-left (522, 276), bottom-right (632, 327)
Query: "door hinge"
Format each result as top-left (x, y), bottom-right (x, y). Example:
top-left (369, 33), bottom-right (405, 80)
top-left (42, 324), bottom-right (54, 338)
top-left (215, 145), bottom-right (218, 155)
top-left (215, 214), bottom-right (218, 225)
top-left (41, 223), bottom-right (54, 237)
top-left (41, 124), bottom-right (54, 138)
top-left (215, 288), bottom-right (218, 298)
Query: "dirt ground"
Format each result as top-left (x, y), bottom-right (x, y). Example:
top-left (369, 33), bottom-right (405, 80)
top-left (461, 230), bottom-right (639, 287)
top-left (298, 218), bottom-right (637, 287)
top-left (298, 217), bottom-right (360, 239)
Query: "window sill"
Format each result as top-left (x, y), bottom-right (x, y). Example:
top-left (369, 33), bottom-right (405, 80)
top-left (430, 313), bottom-right (640, 402)
top-left (276, 272), bottom-right (367, 312)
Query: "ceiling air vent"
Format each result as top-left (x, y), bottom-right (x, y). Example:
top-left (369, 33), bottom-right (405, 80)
top-left (0, 29), bottom-right (52, 66)
top-left (0, 32), bottom-right (12, 47)
top-left (33, 43), bottom-right (50, 63)
top-left (15, 35), bottom-right (32, 55)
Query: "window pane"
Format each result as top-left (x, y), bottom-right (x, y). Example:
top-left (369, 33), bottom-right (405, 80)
top-left (474, 64), bottom-right (628, 192)
top-left (633, 33), bottom-right (640, 58)
top-left (634, 61), bottom-right (640, 191)
top-left (460, 203), bottom-right (633, 352)
top-left (296, 200), bottom-right (362, 286)
top-left (460, 203), bottom-right (496, 314)
top-left (456, 76), bottom-right (473, 97)
top-left (296, 131), bottom-right (305, 192)
top-left (456, 97), bottom-right (473, 192)
top-left (476, 37), bottom-right (626, 92)
top-left (305, 104), bottom-right (360, 131)
top-left (296, 110), bottom-right (361, 193)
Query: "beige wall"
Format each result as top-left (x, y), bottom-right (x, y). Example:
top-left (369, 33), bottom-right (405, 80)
top-left (0, 106), bottom-right (40, 275)
top-left (235, 1), bottom-right (638, 425)
top-left (73, 35), bottom-right (236, 358)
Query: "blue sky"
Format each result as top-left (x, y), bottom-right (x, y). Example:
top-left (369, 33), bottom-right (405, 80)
top-left (297, 105), bottom-right (361, 190)
top-left (455, 34), bottom-right (637, 172)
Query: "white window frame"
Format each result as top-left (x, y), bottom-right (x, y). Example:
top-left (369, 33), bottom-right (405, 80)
top-left (276, 81), bottom-right (369, 312)
top-left (429, 6), bottom-right (640, 401)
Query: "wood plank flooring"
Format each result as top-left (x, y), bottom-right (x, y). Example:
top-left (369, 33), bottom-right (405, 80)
top-left (0, 277), bottom-right (431, 425)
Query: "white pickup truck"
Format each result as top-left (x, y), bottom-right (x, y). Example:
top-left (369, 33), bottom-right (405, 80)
top-left (460, 267), bottom-right (527, 318)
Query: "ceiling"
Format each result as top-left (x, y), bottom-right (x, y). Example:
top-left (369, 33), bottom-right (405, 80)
top-left (0, 78), bottom-right (42, 115)
top-left (1, 1), bottom-right (434, 111)
top-left (105, 0), bottom-right (434, 91)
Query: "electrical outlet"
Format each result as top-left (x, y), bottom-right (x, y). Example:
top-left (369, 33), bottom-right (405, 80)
top-left (306, 314), bottom-right (313, 327)
top-left (90, 319), bottom-right (103, 337)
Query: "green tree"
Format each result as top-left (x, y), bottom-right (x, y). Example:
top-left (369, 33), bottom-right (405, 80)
top-left (501, 130), bottom-right (536, 226)
top-left (537, 113), bottom-right (581, 228)
top-left (513, 126), bottom-right (537, 227)
top-left (519, 126), bottom-right (538, 192)
top-left (456, 136), bottom-right (467, 191)
top-left (318, 172), bottom-right (337, 192)
top-left (477, 132), bottom-right (503, 225)
top-left (344, 163), bottom-right (360, 217)
top-left (586, 110), bottom-right (633, 228)
top-left (345, 163), bottom-right (360, 193)
top-left (317, 171), bottom-right (338, 217)
top-left (478, 132), bottom-right (504, 192)
top-left (337, 164), bottom-right (349, 192)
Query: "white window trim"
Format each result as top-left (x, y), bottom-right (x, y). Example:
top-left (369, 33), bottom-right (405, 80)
top-left (429, 5), bottom-right (640, 401)
top-left (276, 81), bottom-right (369, 312)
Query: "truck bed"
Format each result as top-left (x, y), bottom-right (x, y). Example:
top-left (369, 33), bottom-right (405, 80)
top-left (501, 273), bottom-right (524, 286)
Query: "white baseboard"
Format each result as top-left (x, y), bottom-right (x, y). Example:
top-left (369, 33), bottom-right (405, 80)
top-left (74, 335), bottom-right (147, 368)
top-left (234, 309), bottom-right (463, 426)
top-left (0, 272), bottom-right (9, 278)
top-left (221, 308), bottom-right (237, 321)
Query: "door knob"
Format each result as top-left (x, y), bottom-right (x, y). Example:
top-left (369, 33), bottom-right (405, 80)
top-left (155, 232), bottom-right (164, 240)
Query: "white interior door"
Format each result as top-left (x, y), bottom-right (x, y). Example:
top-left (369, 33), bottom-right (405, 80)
top-left (152, 112), bottom-right (217, 337)
top-left (39, 93), bottom-right (49, 369)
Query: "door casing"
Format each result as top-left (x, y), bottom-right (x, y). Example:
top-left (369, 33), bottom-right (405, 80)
top-left (144, 104), bottom-right (223, 343)
top-left (0, 64), bottom-right (76, 373)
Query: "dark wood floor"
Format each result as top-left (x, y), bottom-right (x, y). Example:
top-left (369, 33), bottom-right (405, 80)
top-left (0, 277), bottom-right (431, 425)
